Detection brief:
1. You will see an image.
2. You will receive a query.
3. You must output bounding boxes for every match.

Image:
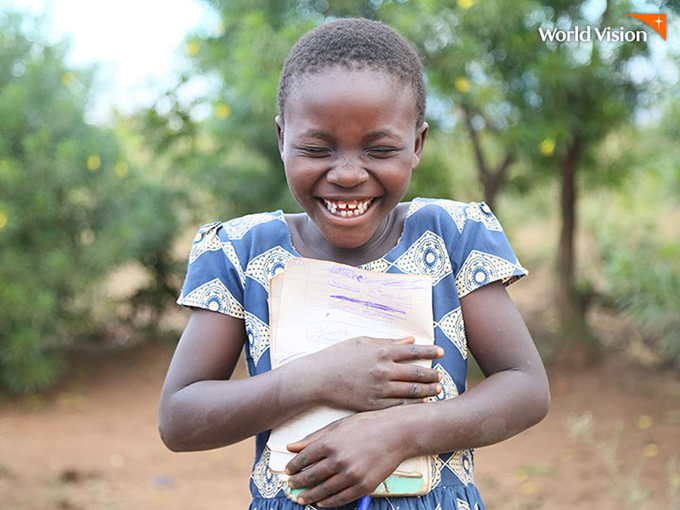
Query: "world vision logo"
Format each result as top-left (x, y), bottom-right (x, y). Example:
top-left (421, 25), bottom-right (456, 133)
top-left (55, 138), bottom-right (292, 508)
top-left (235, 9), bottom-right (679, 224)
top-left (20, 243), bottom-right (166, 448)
top-left (538, 13), bottom-right (667, 43)
top-left (624, 14), bottom-right (666, 40)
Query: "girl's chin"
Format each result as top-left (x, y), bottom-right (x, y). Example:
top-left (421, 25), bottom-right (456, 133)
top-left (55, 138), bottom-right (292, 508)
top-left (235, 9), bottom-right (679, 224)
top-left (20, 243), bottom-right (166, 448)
top-left (318, 219), bottom-right (390, 253)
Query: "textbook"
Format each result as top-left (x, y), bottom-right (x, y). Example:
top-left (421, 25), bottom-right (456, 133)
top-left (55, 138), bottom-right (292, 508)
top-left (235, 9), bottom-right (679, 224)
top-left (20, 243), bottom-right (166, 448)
top-left (267, 257), bottom-right (435, 498)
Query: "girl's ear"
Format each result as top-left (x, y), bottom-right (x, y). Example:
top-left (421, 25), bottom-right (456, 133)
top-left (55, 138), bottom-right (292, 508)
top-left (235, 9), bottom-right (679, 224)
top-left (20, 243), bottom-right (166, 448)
top-left (412, 121), bottom-right (429, 168)
top-left (275, 115), bottom-right (285, 159)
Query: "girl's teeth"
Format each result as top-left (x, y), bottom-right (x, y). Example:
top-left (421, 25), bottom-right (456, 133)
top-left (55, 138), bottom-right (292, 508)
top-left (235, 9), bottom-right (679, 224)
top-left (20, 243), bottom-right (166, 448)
top-left (323, 199), bottom-right (372, 216)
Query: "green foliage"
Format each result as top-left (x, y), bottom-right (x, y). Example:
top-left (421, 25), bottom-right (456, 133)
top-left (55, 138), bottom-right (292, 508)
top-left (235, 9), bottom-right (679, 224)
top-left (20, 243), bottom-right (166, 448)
top-left (406, 130), bottom-right (481, 201)
top-left (388, 0), bottom-right (671, 185)
top-left (132, 2), bottom-right (306, 221)
top-left (587, 116), bottom-right (680, 365)
top-left (604, 236), bottom-right (680, 365)
top-left (0, 12), bottom-right (180, 393)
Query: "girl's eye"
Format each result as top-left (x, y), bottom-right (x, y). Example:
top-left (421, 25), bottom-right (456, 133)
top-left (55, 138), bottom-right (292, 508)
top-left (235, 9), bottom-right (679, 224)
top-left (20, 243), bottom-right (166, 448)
top-left (296, 146), bottom-right (332, 157)
top-left (367, 147), bottom-right (399, 158)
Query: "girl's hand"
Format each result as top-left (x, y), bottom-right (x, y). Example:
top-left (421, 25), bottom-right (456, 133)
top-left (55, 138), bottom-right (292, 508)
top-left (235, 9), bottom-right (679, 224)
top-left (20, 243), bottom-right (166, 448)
top-left (285, 411), bottom-right (405, 507)
top-left (302, 336), bottom-right (444, 411)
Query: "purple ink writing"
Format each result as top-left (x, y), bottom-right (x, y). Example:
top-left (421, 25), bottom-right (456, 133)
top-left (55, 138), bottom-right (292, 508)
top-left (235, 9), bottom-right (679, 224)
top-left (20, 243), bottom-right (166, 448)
top-left (329, 295), bottom-right (406, 315)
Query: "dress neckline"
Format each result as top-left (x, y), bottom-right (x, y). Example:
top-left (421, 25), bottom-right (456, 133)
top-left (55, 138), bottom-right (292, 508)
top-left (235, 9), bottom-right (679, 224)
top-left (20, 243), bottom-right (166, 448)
top-left (278, 199), bottom-right (421, 267)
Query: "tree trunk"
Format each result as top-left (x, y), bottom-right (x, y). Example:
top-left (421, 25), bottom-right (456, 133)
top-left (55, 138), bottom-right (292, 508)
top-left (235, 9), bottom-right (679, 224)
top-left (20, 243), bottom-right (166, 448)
top-left (557, 137), bottom-right (580, 316)
top-left (556, 135), bottom-right (597, 356)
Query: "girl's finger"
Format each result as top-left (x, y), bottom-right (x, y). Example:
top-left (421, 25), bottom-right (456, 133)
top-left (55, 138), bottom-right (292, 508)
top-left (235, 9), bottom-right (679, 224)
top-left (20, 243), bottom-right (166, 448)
top-left (287, 458), bottom-right (334, 491)
top-left (390, 363), bottom-right (442, 383)
top-left (296, 473), bottom-right (349, 506)
top-left (316, 484), bottom-right (369, 508)
top-left (384, 381), bottom-right (442, 399)
top-left (391, 343), bottom-right (444, 362)
top-left (285, 441), bottom-right (327, 475)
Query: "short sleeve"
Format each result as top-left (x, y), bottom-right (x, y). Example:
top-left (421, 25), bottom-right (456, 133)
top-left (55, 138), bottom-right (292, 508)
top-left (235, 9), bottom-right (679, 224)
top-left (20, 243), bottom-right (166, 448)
top-left (452, 202), bottom-right (527, 299)
top-left (176, 222), bottom-right (246, 318)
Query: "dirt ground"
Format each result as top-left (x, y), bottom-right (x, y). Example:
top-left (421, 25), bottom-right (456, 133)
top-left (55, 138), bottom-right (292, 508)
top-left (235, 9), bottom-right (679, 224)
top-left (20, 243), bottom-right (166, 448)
top-left (1, 274), bottom-right (680, 510)
top-left (1, 344), bottom-right (679, 510)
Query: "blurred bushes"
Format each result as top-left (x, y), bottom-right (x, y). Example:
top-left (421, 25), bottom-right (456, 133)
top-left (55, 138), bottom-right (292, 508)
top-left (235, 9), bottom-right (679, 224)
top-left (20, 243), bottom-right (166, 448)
top-left (0, 12), bottom-right (180, 393)
top-left (603, 235), bottom-right (680, 366)
top-left (587, 115), bottom-right (680, 366)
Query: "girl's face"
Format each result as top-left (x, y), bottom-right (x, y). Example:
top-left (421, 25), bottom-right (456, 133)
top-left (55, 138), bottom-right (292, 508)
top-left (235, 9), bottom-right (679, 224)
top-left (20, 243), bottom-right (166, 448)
top-left (277, 66), bottom-right (428, 252)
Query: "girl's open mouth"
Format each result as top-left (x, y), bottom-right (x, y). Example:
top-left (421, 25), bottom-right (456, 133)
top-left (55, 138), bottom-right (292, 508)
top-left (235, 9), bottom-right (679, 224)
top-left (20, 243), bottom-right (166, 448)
top-left (321, 198), bottom-right (375, 217)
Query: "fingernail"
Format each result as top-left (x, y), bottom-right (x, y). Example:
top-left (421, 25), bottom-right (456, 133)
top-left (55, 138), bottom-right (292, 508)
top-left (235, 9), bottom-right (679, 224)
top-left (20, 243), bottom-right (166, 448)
top-left (436, 384), bottom-right (442, 393)
top-left (297, 497), bottom-right (306, 505)
top-left (436, 347), bottom-right (444, 356)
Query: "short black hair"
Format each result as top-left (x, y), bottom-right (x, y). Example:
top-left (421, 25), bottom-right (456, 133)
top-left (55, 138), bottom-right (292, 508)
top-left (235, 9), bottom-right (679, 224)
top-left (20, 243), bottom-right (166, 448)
top-left (277, 18), bottom-right (426, 128)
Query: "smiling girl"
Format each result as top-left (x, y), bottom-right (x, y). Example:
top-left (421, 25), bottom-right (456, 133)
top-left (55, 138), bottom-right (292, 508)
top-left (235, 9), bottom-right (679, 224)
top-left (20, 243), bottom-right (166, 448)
top-left (159, 18), bottom-right (549, 510)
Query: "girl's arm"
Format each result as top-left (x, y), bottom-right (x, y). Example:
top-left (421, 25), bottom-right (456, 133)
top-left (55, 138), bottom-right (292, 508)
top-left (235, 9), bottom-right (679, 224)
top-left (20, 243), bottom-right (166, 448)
top-left (158, 309), bottom-right (444, 452)
top-left (285, 281), bottom-right (550, 507)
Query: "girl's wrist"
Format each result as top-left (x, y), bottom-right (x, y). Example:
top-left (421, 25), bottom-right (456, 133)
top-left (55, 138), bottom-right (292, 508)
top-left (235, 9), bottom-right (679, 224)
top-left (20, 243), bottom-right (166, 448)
top-left (277, 356), bottom-right (324, 408)
top-left (376, 403), bottom-right (429, 461)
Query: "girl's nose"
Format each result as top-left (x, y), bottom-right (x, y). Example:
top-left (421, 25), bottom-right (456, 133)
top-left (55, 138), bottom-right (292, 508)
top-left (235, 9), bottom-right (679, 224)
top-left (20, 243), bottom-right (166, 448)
top-left (326, 158), bottom-right (369, 188)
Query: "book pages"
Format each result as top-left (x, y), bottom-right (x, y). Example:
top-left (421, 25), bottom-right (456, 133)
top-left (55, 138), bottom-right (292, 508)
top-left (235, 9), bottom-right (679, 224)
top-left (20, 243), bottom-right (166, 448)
top-left (267, 258), bottom-right (434, 496)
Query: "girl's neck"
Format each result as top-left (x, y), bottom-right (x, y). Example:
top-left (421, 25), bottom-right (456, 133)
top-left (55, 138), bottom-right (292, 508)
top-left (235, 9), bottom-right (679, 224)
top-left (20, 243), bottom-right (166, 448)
top-left (286, 202), bottom-right (409, 267)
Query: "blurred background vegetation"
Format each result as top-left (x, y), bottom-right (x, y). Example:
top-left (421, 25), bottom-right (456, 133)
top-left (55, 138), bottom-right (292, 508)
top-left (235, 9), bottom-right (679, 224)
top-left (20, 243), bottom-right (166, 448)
top-left (0, 0), bottom-right (678, 394)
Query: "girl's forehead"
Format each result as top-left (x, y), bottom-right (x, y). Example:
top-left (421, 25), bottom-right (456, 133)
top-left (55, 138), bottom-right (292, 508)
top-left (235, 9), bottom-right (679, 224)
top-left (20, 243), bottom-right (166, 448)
top-left (286, 66), bottom-right (416, 118)
top-left (282, 89), bottom-right (419, 140)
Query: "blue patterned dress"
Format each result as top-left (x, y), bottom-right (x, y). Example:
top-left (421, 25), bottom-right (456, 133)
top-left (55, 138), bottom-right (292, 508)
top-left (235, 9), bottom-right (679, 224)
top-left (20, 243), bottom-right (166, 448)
top-left (177, 198), bottom-right (527, 510)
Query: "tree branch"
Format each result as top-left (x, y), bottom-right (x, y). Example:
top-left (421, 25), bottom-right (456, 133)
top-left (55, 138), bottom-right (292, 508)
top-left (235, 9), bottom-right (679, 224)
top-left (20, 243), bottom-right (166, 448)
top-left (496, 152), bottom-right (515, 180)
top-left (462, 104), bottom-right (489, 179)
